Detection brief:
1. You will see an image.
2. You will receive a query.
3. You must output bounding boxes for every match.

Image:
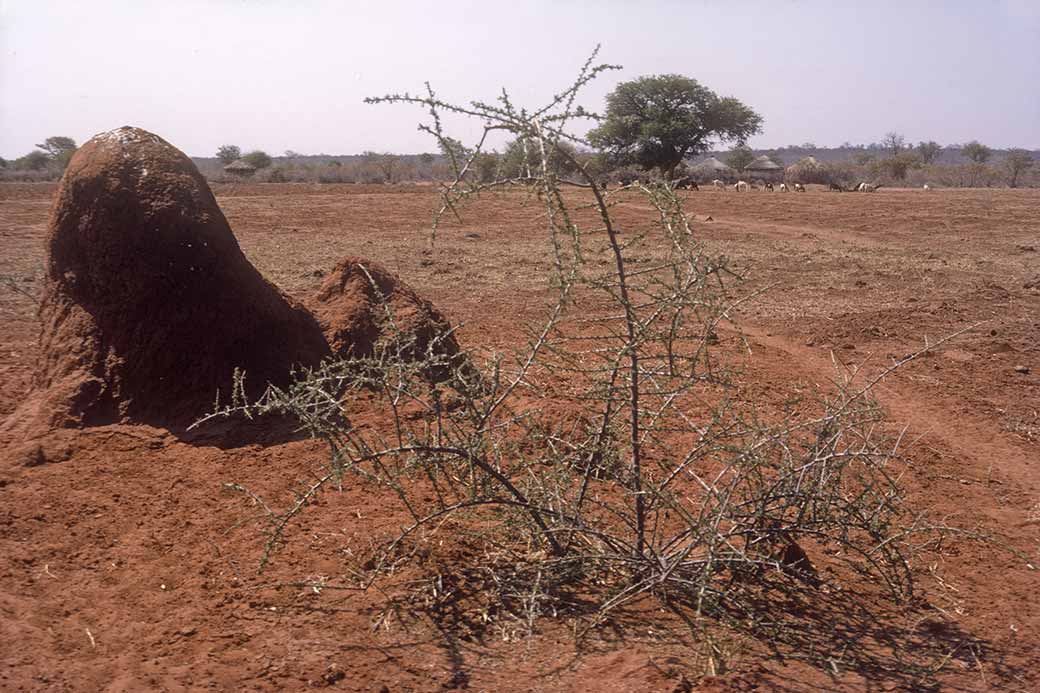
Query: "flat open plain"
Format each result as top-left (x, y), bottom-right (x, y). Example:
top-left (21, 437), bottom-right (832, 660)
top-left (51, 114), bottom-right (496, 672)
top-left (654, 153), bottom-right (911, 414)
top-left (2, 182), bottom-right (1038, 690)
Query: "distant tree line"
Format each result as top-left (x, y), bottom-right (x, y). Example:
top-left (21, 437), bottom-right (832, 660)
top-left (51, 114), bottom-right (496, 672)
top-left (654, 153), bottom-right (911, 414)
top-left (713, 132), bottom-right (1035, 188)
top-left (195, 134), bottom-right (1033, 189)
top-left (1, 136), bottom-right (78, 179)
top-left (4, 77), bottom-right (1036, 189)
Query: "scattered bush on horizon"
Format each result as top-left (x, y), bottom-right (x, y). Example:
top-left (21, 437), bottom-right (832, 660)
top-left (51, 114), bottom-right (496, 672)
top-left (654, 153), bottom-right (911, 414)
top-left (12, 150), bottom-right (51, 172)
top-left (1002, 148), bottom-right (1035, 188)
top-left (916, 140), bottom-right (942, 165)
top-left (962, 140), bottom-right (993, 187)
top-left (875, 151), bottom-right (922, 181)
top-left (242, 150), bottom-right (272, 170)
top-left (499, 137), bottom-right (579, 181)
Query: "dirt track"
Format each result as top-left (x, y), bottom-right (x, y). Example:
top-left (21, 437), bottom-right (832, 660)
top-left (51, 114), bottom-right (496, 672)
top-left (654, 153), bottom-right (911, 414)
top-left (2, 183), bottom-right (1038, 690)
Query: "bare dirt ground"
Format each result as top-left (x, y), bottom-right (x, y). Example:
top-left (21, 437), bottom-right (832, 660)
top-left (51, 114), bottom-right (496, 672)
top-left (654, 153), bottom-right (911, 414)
top-left (2, 182), bottom-right (1038, 691)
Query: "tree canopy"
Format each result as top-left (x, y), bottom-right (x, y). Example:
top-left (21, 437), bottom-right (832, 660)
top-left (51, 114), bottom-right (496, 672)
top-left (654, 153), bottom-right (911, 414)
top-left (881, 132), bottom-right (905, 156)
top-left (915, 141), bottom-right (942, 165)
top-left (242, 150), bottom-right (272, 169)
top-left (36, 136), bottom-right (77, 158)
top-left (962, 141), bottom-right (992, 164)
top-left (588, 74), bottom-right (763, 177)
top-left (34, 136), bottom-right (77, 170)
top-left (14, 150), bottom-right (51, 171)
top-left (725, 144), bottom-right (754, 172)
top-left (877, 152), bottom-right (921, 180)
top-left (1002, 149), bottom-right (1035, 188)
top-left (216, 145), bottom-right (241, 164)
top-left (500, 137), bottom-right (579, 180)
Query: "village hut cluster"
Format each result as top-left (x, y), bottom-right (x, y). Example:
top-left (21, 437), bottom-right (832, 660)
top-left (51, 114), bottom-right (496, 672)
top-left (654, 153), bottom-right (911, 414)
top-left (689, 154), bottom-right (797, 185)
top-left (686, 153), bottom-right (879, 191)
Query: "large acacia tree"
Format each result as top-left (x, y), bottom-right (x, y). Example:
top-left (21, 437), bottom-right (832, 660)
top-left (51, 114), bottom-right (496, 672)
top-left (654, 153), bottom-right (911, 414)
top-left (35, 136), bottom-right (77, 170)
top-left (588, 74), bottom-right (762, 178)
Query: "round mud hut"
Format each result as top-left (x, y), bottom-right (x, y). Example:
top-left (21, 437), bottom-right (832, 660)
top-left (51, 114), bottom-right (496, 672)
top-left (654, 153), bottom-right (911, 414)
top-left (785, 156), bottom-right (822, 184)
top-left (224, 159), bottom-right (256, 178)
top-left (690, 156), bottom-right (736, 183)
top-left (744, 155), bottom-right (785, 183)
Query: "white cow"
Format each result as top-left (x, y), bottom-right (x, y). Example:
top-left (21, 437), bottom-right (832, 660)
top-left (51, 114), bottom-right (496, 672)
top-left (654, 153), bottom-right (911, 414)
top-left (712, 179), bottom-right (725, 189)
top-left (793, 183), bottom-right (806, 192)
top-left (779, 183), bottom-right (789, 192)
top-left (734, 180), bottom-right (750, 192)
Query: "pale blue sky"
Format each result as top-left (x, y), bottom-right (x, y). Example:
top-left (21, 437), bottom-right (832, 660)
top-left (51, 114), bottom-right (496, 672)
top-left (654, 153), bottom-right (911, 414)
top-left (1, 0), bottom-right (1037, 159)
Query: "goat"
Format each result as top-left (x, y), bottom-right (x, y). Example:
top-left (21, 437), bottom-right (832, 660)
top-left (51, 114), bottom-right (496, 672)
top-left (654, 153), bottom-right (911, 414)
top-left (828, 182), bottom-right (846, 192)
top-left (712, 179), bottom-right (725, 189)
top-left (779, 183), bottom-right (789, 192)
top-left (794, 183), bottom-right (806, 192)
top-left (764, 182), bottom-right (774, 191)
top-left (857, 182), bottom-right (881, 192)
top-left (923, 184), bottom-right (930, 190)
top-left (734, 180), bottom-right (750, 192)
top-left (674, 177), bottom-right (699, 190)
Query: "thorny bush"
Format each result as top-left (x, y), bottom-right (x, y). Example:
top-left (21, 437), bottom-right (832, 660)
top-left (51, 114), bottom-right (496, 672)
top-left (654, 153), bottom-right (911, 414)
top-left (195, 48), bottom-right (1006, 682)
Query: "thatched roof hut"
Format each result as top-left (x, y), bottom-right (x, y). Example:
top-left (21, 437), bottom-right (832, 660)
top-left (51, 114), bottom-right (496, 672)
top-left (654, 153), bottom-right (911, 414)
top-left (224, 159), bottom-right (256, 177)
top-left (785, 156), bottom-right (822, 183)
top-left (744, 155), bottom-right (785, 181)
top-left (690, 156), bottom-right (736, 181)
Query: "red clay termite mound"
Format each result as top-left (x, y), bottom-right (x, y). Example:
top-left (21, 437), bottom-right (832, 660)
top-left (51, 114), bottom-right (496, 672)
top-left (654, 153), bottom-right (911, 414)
top-left (14, 126), bottom-right (331, 433)
top-left (310, 258), bottom-right (469, 383)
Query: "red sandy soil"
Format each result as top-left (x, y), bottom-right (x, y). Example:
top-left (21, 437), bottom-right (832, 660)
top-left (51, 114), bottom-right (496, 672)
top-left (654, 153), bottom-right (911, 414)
top-left (1, 182), bottom-right (1038, 691)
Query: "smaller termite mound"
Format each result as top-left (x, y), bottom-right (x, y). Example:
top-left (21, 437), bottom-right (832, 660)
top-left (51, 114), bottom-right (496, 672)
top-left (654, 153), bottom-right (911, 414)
top-left (310, 257), bottom-right (473, 386)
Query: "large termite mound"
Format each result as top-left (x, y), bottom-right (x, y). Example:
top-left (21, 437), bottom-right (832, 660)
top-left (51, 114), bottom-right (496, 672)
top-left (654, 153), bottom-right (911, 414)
top-left (16, 126), bottom-right (331, 433)
top-left (311, 258), bottom-right (469, 383)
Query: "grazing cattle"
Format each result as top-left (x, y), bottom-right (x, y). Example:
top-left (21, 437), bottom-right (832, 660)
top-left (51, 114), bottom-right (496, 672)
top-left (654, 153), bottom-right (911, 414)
top-left (923, 184), bottom-right (930, 190)
top-left (828, 182), bottom-right (846, 192)
top-left (794, 183), bottom-right (806, 193)
top-left (674, 177), bottom-right (699, 190)
top-left (764, 182), bottom-right (774, 191)
top-left (779, 183), bottom-right (789, 192)
top-left (712, 179), bottom-right (725, 189)
top-left (734, 180), bottom-right (750, 192)
top-left (857, 182), bottom-right (881, 192)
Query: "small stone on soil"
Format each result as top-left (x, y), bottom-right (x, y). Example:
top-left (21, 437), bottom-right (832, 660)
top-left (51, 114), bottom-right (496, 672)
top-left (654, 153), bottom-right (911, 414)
top-left (1013, 365), bottom-right (1030, 374)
